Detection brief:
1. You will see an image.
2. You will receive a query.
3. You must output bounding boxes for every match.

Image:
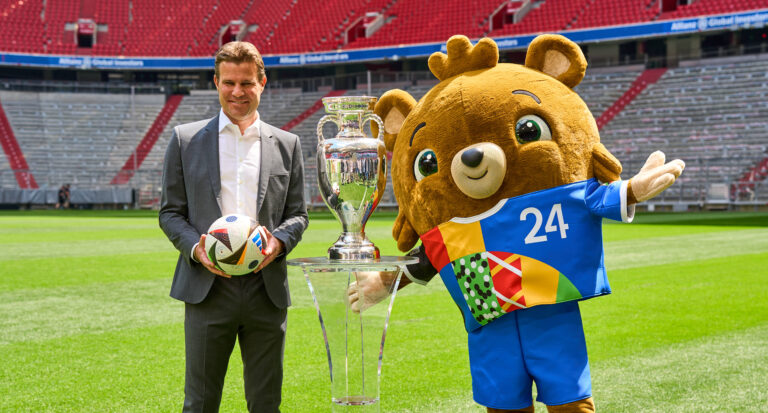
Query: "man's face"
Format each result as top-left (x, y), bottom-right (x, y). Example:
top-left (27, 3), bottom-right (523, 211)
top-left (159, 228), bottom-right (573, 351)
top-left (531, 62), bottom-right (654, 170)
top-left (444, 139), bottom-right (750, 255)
top-left (214, 61), bottom-right (266, 124)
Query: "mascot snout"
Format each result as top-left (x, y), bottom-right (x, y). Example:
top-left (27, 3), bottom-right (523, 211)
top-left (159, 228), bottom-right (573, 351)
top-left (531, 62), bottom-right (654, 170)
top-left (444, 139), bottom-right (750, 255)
top-left (451, 142), bottom-right (506, 199)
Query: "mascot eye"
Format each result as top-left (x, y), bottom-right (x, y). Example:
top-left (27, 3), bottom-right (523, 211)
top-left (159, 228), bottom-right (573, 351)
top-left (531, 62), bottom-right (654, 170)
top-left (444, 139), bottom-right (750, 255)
top-left (515, 115), bottom-right (552, 144)
top-left (414, 148), bottom-right (438, 182)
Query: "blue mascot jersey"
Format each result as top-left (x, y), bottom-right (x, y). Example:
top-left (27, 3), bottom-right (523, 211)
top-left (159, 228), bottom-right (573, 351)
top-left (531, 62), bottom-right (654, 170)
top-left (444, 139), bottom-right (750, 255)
top-left (419, 178), bottom-right (633, 332)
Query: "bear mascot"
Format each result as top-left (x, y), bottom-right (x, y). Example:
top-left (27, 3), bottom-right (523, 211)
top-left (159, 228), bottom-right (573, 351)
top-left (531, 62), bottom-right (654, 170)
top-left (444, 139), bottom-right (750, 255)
top-left (349, 34), bottom-right (684, 412)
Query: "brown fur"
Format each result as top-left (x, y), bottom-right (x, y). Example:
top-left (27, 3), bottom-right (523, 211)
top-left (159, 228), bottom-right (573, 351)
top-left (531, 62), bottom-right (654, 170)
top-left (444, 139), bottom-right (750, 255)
top-left (486, 397), bottom-right (595, 413)
top-left (375, 34), bottom-right (623, 252)
top-left (545, 397), bottom-right (595, 413)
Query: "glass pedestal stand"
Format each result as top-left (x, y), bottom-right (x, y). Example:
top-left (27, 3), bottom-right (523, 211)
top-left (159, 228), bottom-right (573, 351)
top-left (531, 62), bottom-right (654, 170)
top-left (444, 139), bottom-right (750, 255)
top-left (288, 256), bottom-right (417, 412)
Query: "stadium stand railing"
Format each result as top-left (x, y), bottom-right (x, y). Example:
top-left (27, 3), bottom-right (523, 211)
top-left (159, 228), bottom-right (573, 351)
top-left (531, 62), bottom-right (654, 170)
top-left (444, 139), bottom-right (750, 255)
top-left (596, 68), bottom-right (668, 130)
top-left (111, 94), bottom-right (183, 185)
top-left (0, 97), bottom-right (37, 189)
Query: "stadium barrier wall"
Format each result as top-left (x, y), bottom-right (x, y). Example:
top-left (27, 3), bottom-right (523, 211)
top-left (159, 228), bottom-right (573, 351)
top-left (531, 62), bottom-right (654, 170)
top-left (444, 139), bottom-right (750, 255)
top-left (0, 188), bottom-right (133, 206)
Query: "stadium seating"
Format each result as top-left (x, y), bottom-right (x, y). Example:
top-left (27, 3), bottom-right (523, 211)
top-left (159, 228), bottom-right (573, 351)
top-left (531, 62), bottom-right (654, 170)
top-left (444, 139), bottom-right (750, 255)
top-left (245, 0), bottom-right (392, 54)
top-left (488, 0), bottom-right (593, 37)
top-left (0, 147), bottom-right (12, 188)
top-left (1, 53), bottom-right (767, 206)
top-left (573, 66), bottom-right (644, 123)
top-left (597, 54), bottom-right (768, 203)
top-left (111, 94), bottom-right (183, 185)
top-left (43, 0), bottom-right (78, 55)
top-left (570, 0), bottom-right (660, 30)
top-left (140, 88), bottom-right (334, 190)
top-left (136, 91), bottom-right (224, 194)
top-left (2, 0), bottom-right (766, 56)
top-left (343, 0), bottom-right (500, 50)
top-left (658, 0), bottom-right (768, 20)
top-left (0, 0), bottom-right (44, 53)
top-left (0, 90), bottom-right (165, 188)
top-left (595, 68), bottom-right (668, 130)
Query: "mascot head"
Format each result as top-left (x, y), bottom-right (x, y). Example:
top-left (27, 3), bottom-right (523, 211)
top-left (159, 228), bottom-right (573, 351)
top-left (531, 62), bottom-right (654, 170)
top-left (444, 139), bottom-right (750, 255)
top-left (374, 34), bottom-right (623, 251)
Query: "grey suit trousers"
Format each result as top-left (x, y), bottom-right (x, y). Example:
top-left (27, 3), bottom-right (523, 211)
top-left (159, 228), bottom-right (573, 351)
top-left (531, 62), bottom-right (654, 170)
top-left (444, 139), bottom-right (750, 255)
top-left (183, 273), bottom-right (286, 413)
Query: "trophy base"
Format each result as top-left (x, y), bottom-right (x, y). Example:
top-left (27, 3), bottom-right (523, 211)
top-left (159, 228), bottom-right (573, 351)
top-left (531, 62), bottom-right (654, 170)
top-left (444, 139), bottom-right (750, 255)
top-left (327, 233), bottom-right (380, 260)
top-left (333, 396), bottom-right (379, 406)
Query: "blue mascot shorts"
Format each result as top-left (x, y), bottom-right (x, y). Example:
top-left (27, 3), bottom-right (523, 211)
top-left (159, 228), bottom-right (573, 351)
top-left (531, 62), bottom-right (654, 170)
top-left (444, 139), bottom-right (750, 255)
top-left (467, 301), bottom-right (592, 409)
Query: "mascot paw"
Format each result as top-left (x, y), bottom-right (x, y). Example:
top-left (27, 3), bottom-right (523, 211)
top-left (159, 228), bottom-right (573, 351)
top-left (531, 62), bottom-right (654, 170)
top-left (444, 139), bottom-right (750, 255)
top-left (348, 271), bottom-right (399, 312)
top-left (629, 151), bottom-right (685, 203)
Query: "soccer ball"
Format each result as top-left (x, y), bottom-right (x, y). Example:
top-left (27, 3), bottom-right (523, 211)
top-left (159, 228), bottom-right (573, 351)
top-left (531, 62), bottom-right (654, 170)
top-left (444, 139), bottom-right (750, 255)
top-left (204, 214), bottom-right (267, 276)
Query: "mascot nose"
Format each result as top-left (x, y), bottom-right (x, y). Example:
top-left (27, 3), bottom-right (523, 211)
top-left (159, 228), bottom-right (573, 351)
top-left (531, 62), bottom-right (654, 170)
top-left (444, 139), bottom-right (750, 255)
top-left (461, 147), bottom-right (484, 167)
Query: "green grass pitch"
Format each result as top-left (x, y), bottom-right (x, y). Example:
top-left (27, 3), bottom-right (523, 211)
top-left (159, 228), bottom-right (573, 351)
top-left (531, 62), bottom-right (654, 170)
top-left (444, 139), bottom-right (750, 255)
top-left (1, 210), bottom-right (767, 412)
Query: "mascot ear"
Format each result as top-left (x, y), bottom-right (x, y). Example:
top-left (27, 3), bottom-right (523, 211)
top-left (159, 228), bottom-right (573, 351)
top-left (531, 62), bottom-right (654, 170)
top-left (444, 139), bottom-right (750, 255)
top-left (525, 34), bottom-right (587, 89)
top-left (592, 143), bottom-right (623, 183)
top-left (373, 89), bottom-right (417, 151)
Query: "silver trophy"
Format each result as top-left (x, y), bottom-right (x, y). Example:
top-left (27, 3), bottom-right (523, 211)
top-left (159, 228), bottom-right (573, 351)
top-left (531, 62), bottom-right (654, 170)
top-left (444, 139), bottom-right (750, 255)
top-left (317, 96), bottom-right (386, 260)
top-left (291, 96), bottom-right (414, 411)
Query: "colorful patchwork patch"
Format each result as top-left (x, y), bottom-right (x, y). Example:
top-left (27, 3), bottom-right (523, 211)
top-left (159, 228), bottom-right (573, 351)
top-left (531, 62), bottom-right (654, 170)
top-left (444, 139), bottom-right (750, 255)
top-left (452, 253), bottom-right (506, 326)
top-left (450, 251), bottom-right (584, 326)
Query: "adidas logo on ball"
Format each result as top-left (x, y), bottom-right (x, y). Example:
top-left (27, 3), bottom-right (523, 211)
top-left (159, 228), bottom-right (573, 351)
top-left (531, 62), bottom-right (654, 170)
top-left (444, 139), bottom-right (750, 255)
top-left (204, 214), bottom-right (268, 276)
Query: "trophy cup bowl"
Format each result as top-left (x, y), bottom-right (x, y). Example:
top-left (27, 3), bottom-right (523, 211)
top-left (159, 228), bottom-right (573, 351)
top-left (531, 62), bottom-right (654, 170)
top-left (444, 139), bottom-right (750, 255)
top-left (317, 96), bottom-right (386, 260)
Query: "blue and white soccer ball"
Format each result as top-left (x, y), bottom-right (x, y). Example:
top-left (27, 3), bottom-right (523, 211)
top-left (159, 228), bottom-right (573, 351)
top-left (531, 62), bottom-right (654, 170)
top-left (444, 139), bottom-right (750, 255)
top-left (204, 214), bottom-right (267, 276)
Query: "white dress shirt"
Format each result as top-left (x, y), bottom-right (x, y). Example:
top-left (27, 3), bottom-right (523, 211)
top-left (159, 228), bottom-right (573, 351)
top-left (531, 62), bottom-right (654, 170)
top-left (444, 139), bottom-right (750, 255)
top-left (191, 109), bottom-right (262, 261)
top-left (217, 108), bottom-right (261, 220)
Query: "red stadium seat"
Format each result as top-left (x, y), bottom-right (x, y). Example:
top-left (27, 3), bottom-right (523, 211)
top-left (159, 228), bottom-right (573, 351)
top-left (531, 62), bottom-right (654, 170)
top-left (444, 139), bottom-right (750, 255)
top-left (0, 0), bottom-right (765, 56)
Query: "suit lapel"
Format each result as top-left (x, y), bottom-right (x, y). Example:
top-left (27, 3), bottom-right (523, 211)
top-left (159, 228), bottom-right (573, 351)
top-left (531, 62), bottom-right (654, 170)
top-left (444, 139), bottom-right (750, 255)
top-left (258, 122), bottom-right (274, 214)
top-left (203, 116), bottom-right (222, 212)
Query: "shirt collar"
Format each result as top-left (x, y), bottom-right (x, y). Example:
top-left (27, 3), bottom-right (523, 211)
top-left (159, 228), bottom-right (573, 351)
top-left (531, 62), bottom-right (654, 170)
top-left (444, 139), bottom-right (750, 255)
top-left (218, 108), bottom-right (261, 135)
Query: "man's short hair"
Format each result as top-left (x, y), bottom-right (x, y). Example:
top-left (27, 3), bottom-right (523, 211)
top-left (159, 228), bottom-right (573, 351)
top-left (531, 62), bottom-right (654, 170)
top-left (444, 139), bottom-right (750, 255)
top-left (214, 42), bottom-right (266, 80)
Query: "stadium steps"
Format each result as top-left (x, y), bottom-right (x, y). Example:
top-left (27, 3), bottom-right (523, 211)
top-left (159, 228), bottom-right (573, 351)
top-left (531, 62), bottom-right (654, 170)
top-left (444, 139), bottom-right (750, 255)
top-left (597, 55), bottom-right (768, 202)
top-left (111, 95), bottom-right (184, 185)
top-left (281, 89), bottom-right (348, 132)
top-left (575, 67), bottom-right (643, 118)
top-left (0, 99), bottom-right (37, 189)
top-left (733, 157), bottom-right (768, 199)
top-left (596, 68), bottom-right (667, 130)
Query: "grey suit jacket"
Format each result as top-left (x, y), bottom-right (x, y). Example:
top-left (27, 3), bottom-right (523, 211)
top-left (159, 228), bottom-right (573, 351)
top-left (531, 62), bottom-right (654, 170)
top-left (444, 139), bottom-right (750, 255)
top-left (159, 116), bottom-right (308, 308)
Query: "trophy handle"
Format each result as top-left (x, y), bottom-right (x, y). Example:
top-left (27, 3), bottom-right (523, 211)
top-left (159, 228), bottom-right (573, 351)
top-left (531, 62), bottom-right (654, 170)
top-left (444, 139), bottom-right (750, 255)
top-left (317, 115), bottom-right (339, 143)
top-left (363, 113), bottom-right (384, 141)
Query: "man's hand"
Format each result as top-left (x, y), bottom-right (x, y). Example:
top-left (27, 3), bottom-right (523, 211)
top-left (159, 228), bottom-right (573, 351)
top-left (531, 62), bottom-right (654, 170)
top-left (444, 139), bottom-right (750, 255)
top-left (348, 271), bottom-right (399, 313)
top-left (629, 151), bottom-right (685, 203)
top-left (195, 234), bottom-right (231, 278)
top-left (253, 227), bottom-right (284, 273)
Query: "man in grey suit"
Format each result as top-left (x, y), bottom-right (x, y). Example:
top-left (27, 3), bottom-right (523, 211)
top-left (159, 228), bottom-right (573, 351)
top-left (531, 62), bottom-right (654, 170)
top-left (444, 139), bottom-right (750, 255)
top-left (159, 41), bottom-right (308, 413)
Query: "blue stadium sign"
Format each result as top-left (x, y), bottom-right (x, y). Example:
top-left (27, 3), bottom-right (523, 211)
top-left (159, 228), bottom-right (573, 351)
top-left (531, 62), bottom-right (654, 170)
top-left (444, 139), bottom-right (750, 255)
top-left (1, 9), bottom-right (766, 70)
top-left (0, 54), bottom-right (214, 70)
